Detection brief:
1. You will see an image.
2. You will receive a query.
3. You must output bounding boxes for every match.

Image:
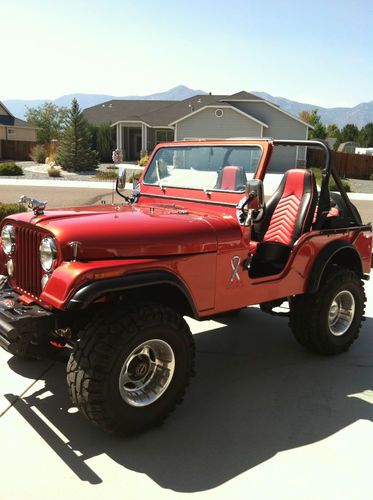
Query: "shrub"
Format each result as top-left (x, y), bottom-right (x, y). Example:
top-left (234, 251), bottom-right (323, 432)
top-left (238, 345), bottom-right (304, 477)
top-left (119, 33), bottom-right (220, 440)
top-left (30, 144), bottom-right (47, 164)
top-left (330, 178), bottom-right (351, 192)
top-left (128, 171), bottom-right (142, 183)
top-left (138, 155), bottom-right (149, 167)
top-left (370, 173), bottom-right (373, 181)
top-left (96, 168), bottom-right (118, 180)
top-left (47, 167), bottom-right (61, 178)
top-left (0, 202), bottom-right (27, 222)
top-left (0, 162), bottom-right (23, 176)
top-left (311, 167), bottom-right (351, 192)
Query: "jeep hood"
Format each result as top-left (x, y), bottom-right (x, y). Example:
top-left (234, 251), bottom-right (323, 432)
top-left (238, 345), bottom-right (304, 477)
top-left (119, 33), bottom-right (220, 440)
top-left (12, 204), bottom-right (240, 259)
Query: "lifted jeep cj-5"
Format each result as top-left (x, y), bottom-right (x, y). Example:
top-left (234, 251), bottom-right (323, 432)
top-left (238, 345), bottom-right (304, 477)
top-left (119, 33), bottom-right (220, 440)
top-left (0, 139), bottom-right (371, 435)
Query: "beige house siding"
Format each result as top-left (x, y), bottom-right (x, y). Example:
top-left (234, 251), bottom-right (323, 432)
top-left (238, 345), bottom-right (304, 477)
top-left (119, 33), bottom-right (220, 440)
top-left (175, 107), bottom-right (262, 141)
top-left (1, 127), bottom-right (37, 142)
top-left (231, 102), bottom-right (308, 171)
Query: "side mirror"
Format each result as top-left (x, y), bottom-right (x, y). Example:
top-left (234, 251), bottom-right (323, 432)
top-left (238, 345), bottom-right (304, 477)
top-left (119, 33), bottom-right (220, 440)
top-left (117, 166), bottom-right (127, 189)
top-left (238, 179), bottom-right (265, 226)
top-left (245, 179), bottom-right (264, 209)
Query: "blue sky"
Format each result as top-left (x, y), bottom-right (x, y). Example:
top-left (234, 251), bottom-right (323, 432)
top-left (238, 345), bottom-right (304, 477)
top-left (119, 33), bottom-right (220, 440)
top-left (2, 0), bottom-right (372, 107)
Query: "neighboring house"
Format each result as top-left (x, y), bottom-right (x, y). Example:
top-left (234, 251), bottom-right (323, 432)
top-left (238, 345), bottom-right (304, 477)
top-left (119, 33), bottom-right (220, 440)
top-left (83, 91), bottom-right (312, 169)
top-left (337, 142), bottom-right (358, 154)
top-left (0, 101), bottom-right (38, 160)
top-left (326, 137), bottom-right (338, 150)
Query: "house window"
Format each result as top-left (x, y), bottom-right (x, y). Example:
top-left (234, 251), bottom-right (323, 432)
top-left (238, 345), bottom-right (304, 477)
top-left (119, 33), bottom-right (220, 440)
top-left (155, 130), bottom-right (174, 144)
top-left (7, 129), bottom-right (15, 135)
top-left (215, 109), bottom-right (224, 118)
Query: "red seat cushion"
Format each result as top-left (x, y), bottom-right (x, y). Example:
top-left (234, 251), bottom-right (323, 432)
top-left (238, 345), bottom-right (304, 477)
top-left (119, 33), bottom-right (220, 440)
top-left (263, 169), bottom-right (316, 246)
top-left (215, 166), bottom-right (246, 191)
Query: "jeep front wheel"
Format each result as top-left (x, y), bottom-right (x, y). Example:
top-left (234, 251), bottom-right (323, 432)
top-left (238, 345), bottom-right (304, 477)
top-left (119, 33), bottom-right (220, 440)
top-left (66, 302), bottom-right (195, 435)
top-left (289, 266), bottom-right (366, 355)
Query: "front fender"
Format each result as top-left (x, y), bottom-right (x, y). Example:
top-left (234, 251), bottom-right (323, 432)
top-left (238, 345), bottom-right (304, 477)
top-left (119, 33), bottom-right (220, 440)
top-left (66, 270), bottom-right (197, 317)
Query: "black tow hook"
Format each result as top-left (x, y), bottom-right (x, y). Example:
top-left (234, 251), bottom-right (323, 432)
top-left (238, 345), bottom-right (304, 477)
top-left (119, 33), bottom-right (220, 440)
top-left (49, 328), bottom-right (75, 350)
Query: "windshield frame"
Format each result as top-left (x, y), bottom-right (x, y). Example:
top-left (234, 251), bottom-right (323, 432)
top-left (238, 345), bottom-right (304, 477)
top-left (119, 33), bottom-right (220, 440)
top-left (142, 143), bottom-right (264, 194)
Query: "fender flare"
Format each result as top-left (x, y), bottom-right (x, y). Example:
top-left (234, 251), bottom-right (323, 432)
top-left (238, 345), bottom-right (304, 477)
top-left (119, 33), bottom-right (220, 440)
top-left (66, 270), bottom-right (197, 316)
top-left (307, 240), bottom-right (363, 293)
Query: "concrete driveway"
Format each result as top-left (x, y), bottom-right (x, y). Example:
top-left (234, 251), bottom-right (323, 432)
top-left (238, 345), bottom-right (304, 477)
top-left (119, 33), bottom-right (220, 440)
top-left (0, 278), bottom-right (372, 500)
top-left (0, 180), bottom-right (372, 499)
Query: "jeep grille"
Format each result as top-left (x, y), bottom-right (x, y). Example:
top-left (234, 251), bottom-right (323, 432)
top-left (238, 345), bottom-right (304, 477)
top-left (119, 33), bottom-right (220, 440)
top-left (13, 225), bottom-right (43, 298)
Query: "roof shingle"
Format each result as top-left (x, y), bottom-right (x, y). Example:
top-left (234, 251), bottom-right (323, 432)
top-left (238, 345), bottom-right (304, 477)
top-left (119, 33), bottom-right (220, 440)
top-left (0, 115), bottom-right (37, 128)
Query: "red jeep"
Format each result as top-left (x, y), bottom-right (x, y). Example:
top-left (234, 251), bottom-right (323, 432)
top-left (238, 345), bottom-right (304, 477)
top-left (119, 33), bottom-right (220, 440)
top-left (0, 139), bottom-right (371, 435)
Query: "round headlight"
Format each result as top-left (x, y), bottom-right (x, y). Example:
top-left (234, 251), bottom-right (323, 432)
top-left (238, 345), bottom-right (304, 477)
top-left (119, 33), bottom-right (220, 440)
top-left (39, 237), bottom-right (58, 272)
top-left (1, 225), bottom-right (16, 256)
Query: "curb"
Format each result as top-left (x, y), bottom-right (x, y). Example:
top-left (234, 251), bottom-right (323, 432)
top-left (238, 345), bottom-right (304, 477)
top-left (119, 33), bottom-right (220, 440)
top-left (0, 179), bottom-right (134, 190)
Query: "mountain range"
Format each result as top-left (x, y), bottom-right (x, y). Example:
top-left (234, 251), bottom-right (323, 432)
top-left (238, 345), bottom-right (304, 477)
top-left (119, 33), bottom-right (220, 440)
top-left (4, 85), bottom-right (373, 128)
top-left (252, 92), bottom-right (373, 129)
top-left (3, 86), bottom-right (205, 122)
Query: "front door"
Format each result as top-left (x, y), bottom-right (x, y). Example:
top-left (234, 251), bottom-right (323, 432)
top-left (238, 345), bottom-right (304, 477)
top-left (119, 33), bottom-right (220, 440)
top-left (129, 128), bottom-right (142, 161)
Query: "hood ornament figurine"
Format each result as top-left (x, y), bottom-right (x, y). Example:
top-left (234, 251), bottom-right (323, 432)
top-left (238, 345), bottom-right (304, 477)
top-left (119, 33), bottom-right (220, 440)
top-left (19, 195), bottom-right (47, 216)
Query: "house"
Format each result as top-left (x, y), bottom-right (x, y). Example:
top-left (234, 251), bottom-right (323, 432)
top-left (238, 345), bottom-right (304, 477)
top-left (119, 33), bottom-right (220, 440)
top-left (83, 91), bottom-right (312, 169)
top-left (0, 101), bottom-right (38, 160)
top-left (337, 142), bottom-right (358, 154)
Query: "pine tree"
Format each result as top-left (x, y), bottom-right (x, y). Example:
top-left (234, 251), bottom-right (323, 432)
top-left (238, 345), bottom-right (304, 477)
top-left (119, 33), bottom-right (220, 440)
top-left (57, 98), bottom-right (99, 171)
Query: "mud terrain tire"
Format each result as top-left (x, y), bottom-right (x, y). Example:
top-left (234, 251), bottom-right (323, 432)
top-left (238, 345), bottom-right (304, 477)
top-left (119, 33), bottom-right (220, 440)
top-left (289, 266), bottom-right (366, 355)
top-left (67, 302), bottom-right (195, 435)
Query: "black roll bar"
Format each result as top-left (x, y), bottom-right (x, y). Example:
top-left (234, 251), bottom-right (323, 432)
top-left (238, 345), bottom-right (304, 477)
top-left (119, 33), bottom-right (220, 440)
top-left (273, 139), bottom-right (361, 227)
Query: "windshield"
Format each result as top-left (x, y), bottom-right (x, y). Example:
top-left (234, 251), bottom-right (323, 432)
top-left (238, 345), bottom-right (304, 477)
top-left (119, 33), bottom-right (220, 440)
top-left (143, 145), bottom-right (262, 192)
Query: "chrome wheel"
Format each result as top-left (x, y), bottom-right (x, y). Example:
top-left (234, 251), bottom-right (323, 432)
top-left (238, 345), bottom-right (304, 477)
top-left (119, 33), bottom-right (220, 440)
top-left (328, 290), bottom-right (355, 336)
top-left (119, 339), bottom-right (175, 407)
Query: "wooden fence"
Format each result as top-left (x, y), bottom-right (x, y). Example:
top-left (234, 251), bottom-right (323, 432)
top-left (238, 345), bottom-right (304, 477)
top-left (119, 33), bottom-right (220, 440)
top-left (0, 140), bottom-right (37, 161)
top-left (308, 149), bottom-right (373, 180)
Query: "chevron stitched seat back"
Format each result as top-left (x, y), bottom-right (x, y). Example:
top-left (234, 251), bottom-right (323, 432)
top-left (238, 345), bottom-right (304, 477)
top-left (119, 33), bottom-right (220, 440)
top-left (263, 169), bottom-right (317, 247)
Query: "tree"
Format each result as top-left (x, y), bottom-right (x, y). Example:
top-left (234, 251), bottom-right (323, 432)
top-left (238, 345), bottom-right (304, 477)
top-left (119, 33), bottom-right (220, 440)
top-left (90, 123), bottom-right (116, 162)
top-left (25, 102), bottom-right (68, 143)
top-left (57, 99), bottom-right (99, 171)
top-left (326, 123), bottom-right (340, 138)
top-left (340, 124), bottom-right (359, 144)
top-left (299, 110), bottom-right (312, 124)
top-left (325, 124), bottom-right (341, 150)
top-left (358, 123), bottom-right (373, 147)
top-left (299, 109), bottom-right (327, 139)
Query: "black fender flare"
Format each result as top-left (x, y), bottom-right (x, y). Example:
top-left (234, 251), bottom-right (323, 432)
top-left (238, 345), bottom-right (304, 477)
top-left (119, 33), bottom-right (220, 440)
top-left (307, 240), bottom-right (363, 293)
top-left (66, 270), bottom-right (197, 316)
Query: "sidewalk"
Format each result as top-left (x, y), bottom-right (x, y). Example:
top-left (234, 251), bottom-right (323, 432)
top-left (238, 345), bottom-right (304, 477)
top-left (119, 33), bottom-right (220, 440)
top-left (0, 177), bottom-right (134, 190)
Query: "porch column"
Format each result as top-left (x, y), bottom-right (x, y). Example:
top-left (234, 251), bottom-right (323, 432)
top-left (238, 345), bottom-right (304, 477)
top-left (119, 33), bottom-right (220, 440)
top-left (119, 124), bottom-right (123, 151)
top-left (141, 123), bottom-right (147, 154)
top-left (116, 123), bottom-right (121, 150)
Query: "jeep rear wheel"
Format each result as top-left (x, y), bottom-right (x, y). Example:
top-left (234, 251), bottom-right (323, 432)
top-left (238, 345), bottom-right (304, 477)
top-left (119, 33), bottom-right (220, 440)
top-left (66, 302), bottom-right (195, 435)
top-left (289, 266), bottom-right (366, 355)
